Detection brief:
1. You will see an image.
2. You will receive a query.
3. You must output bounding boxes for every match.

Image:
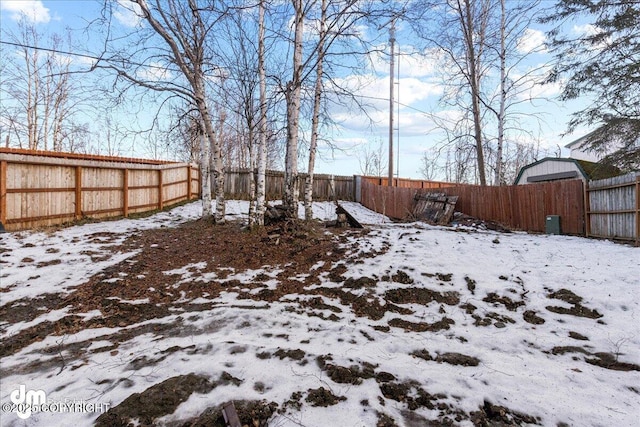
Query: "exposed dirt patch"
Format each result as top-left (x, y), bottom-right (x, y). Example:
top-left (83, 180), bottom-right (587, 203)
top-left (465, 276), bottom-right (476, 294)
top-left (523, 310), bottom-right (545, 325)
top-left (0, 293), bottom-right (66, 326)
top-left (179, 400), bottom-right (278, 427)
top-left (95, 373), bottom-right (215, 427)
top-left (391, 270), bottom-right (414, 284)
top-left (1, 220), bottom-right (363, 358)
top-left (388, 317), bottom-right (454, 332)
top-left (548, 347), bottom-right (640, 371)
top-left (546, 288), bottom-right (603, 319)
top-left (546, 304), bottom-right (603, 319)
top-left (548, 289), bottom-right (583, 304)
top-left (320, 359), bottom-right (377, 385)
top-left (484, 292), bottom-right (525, 311)
top-left (586, 352), bottom-right (640, 371)
top-left (274, 348), bottom-right (307, 363)
top-left (379, 381), bottom-right (452, 413)
top-left (385, 288), bottom-right (460, 306)
top-left (470, 400), bottom-right (541, 426)
top-left (569, 331), bottom-right (589, 341)
top-left (411, 349), bottom-right (480, 367)
top-left (472, 312), bottom-right (515, 328)
top-left (305, 387), bottom-right (346, 406)
top-left (343, 276), bottom-right (377, 289)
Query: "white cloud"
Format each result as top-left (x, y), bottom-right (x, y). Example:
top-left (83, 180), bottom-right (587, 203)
top-left (510, 64), bottom-right (563, 101)
top-left (516, 28), bottom-right (547, 54)
top-left (136, 63), bottom-right (172, 81)
top-left (115, 0), bottom-right (143, 28)
top-left (572, 23), bottom-right (601, 37)
top-left (397, 77), bottom-right (442, 104)
top-left (572, 23), bottom-right (610, 51)
top-left (1, 0), bottom-right (50, 23)
top-left (368, 45), bottom-right (440, 78)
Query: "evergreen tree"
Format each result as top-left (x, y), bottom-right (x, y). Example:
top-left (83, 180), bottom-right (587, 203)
top-left (542, 1), bottom-right (640, 170)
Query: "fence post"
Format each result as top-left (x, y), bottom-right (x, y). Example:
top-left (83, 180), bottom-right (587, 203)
top-left (330, 175), bottom-right (335, 201)
top-left (584, 181), bottom-right (591, 238)
top-left (123, 169), bottom-right (129, 217)
top-left (636, 176), bottom-right (640, 246)
top-left (187, 166), bottom-right (192, 200)
top-left (0, 160), bottom-right (7, 227)
top-left (158, 169), bottom-right (164, 210)
top-left (75, 166), bottom-right (82, 220)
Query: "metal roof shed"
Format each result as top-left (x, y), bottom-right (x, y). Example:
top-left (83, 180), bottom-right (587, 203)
top-left (514, 157), bottom-right (621, 185)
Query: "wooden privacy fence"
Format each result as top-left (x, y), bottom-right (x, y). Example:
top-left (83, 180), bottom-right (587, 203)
top-left (586, 172), bottom-right (640, 244)
top-left (360, 176), bottom-right (457, 219)
top-left (439, 180), bottom-right (585, 235)
top-left (361, 178), bottom-right (586, 235)
top-left (224, 169), bottom-right (354, 201)
top-left (0, 149), bottom-right (200, 231)
top-left (362, 175), bottom-right (458, 190)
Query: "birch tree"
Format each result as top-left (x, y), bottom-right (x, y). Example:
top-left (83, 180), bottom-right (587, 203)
top-left (96, 0), bottom-right (228, 222)
top-left (409, 0), bottom-right (492, 185)
top-left (1, 19), bottom-right (83, 151)
top-left (283, 0), bottom-right (373, 217)
top-left (303, 0), bottom-right (327, 220)
top-left (409, 0), bottom-right (548, 185)
top-left (282, 0), bottom-right (307, 218)
top-left (255, 0), bottom-right (268, 227)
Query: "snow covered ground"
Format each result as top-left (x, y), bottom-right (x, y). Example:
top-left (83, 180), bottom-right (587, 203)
top-left (0, 200), bottom-right (638, 426)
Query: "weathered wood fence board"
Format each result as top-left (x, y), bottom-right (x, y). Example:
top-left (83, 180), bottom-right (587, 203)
top-left (0, 149), bottom-right (200, 231)
top-left (586, 172), bottom-right (639, 244)
top-left (441, 180), bottom-right (585, 234)
top-left (361, 178), bottom-right (586, 235)
top-left (223, 170), bottom-right (354, 201)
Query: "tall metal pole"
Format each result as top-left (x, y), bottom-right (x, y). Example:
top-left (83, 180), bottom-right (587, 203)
top-left (396, 44), bottom-right (400, 180)
top-left (388, 19), bottom-right (395, 187)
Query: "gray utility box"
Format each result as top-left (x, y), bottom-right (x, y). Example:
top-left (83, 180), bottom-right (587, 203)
top-left (546, 215), bottom-right (562, 235)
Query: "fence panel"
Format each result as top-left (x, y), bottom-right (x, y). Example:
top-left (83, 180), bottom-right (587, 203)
top-left (441, 180), bottom-right (585, 234)
top-left (587, 172), bottom-right (639, 243)
top-left (0, 149), bottom-right (200, 231)
top-left (223, 170), bottom-right (354, 201)
top-left (361, 178), bottom-right (585, 235)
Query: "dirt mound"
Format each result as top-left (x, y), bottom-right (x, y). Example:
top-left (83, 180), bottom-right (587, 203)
top-left (95, 373), bottom-right (215, 427)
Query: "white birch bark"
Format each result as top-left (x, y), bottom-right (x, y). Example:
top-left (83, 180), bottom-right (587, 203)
top-left (283, 0), bottom-right (305, 218)
top-left (200, 128), bottom-right (212, 219)
top-left (304, 0), bottom-right (327, 221)
top-left (133, 0), bottom-right (225, 222)
top-left (495, 0), bottom-right (506, 186)
top-left (254, 0), bottom-right (268, 226)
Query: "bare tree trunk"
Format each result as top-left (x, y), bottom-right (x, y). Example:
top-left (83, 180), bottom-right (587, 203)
top-left (123, 0), bottom-right (226, 222)
top-left (283, 0), bottom-right (305, 218)
top-left (460, 0), bottom-right (487, 186)
top-left (43, 60), bottom-right (51, 151)
top-left (495, 0), bottom-right (506, 186)
top-left (200, 128), bottom-right (212, 219)
top-left (254, 0), bottom-right (268, 227)
top-left (248, 123), bottom-right (256, 225)
top-left (25, 41), bottom-right (38, 149)
top-left (304, 0), bottom-right (327, 221)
